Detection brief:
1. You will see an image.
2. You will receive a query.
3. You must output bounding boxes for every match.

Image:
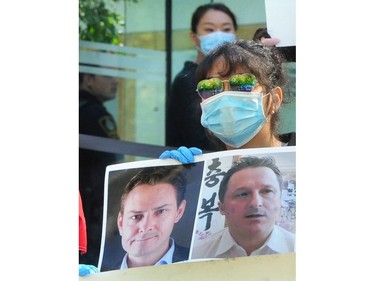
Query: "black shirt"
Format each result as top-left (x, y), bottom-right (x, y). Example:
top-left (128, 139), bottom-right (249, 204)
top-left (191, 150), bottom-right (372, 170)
top-left (279, 132), bottom-right (296, 146)
top-left (166, 61), bottom-right (224, 151)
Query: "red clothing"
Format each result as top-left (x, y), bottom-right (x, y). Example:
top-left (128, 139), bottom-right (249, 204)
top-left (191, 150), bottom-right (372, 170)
top-left (79, 192), bottom-right (87, 254)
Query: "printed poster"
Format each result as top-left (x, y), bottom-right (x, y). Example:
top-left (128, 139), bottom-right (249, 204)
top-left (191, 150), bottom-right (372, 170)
top-left (97, 146), bottom-right (296, 271)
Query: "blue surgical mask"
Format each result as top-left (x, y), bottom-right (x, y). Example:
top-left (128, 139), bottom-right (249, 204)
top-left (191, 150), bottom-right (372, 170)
top-left (200, 91), bottom-right (267, 148)
top-left (198, 31), bottom-right (236, 55)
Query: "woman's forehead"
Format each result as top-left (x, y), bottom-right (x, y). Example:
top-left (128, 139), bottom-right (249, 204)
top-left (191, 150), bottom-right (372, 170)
top-left (207, 59), bottom-right (249, 78)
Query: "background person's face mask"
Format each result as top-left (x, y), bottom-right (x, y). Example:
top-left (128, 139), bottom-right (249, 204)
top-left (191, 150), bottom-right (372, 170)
top-left (198, 31), bottom-right (236, 55)
top-left (200, 91), bottom-right (267, 148)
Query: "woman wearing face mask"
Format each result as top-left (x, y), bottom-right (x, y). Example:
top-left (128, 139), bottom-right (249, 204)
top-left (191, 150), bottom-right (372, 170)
top-left (161, 39), bottom-right (295, 163)
top-left (166, 3), bottom-right (237, 151)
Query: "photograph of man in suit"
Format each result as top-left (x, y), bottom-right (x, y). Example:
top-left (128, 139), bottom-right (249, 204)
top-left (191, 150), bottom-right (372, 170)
top-left (116, 166), bottom-right (190, 268)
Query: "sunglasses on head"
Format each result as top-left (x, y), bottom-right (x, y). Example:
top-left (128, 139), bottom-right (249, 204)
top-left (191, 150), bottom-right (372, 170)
top-left (196, 73), bottom-right (257, 100)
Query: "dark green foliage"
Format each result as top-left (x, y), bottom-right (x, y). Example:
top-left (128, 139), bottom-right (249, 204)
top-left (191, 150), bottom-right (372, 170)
top-left (79, 0), bottom-right (139, 44)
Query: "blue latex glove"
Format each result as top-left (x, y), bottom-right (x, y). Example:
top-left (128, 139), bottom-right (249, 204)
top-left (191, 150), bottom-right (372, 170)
top-left (159, 146), bottom-right (202, 164)
top-left (79, 264), bottom-right (99, 277)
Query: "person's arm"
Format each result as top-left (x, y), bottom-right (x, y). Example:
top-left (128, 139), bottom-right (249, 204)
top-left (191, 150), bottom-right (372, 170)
top-left (261, 37), bottom-right (280, 46)
top-left (79, 192), bottom-right (99, 276)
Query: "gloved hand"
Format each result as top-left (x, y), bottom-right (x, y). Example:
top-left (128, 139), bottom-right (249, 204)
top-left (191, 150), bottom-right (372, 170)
top-left (79, 264), bottom-right (99, 277)
top-left (159, 146), bottom-right (202, 164)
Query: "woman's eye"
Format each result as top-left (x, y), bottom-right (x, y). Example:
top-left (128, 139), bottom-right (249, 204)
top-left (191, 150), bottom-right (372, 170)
top-left (204, 28), bottom-right (215, 33)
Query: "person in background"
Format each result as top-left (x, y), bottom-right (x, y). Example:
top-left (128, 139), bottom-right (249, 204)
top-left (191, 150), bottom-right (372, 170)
top-left (117, 166), bottom-right (189, 268)
top-left (191, 156), bottom-right (295, 258)
top-left (160, 39), bottom-right (295, 164)
top-left (166, 3), bottom-right (237, 151)
top-left (79, 191), bottom-right (99, 276)
top-left (252, 27), bottom-right (296, 63)
top-left (79, 72), bottom-right (122, 266)
top-left (79, 192), bottom-right (87, 256)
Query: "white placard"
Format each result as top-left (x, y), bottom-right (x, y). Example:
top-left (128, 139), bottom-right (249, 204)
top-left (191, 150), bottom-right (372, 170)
top-left (265, 0), bottom-right (296, 47)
